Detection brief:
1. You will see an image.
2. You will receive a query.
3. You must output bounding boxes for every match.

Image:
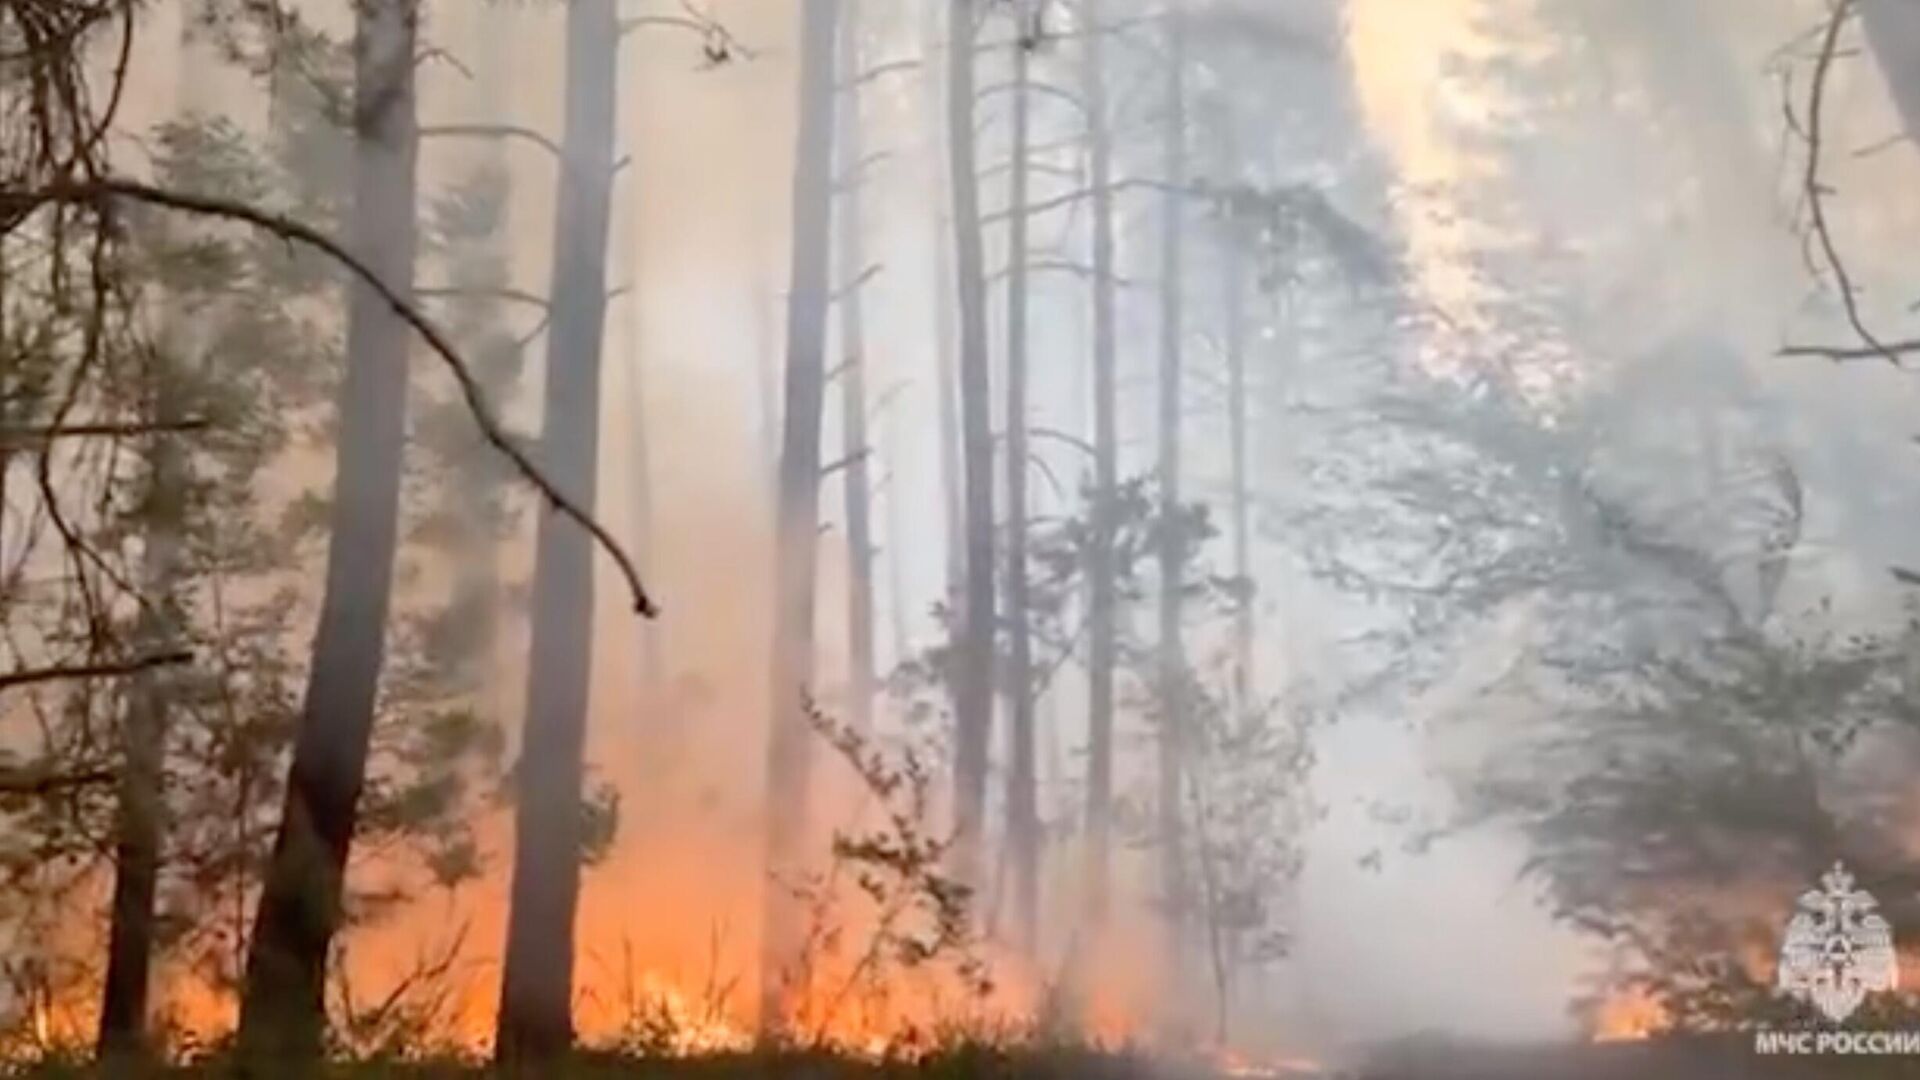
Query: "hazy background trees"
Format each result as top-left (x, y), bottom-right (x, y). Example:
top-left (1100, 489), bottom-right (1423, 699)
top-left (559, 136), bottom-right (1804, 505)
top-left (12, 0), bottom-right (1920, 1070)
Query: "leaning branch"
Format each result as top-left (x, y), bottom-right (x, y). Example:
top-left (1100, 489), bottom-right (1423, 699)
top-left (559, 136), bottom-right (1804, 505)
top-left (8, 178), bottom-right (658, 616)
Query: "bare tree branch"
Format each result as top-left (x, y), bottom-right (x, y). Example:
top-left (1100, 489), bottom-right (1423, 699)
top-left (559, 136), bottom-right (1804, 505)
top-left (0, 418), bottom-right (210, 448)
top-left (418, 123), bottom-right (561, 161)
top-left (0, 767), bottom-right (114, 795)
top-left (839, 57), bottom-right (919, 91)
top-left (831, 262), bottom-right (883, 303)
top-left (820, 448), bottom-right (873, 480)
top-left (416, 285), bottom-right (551, 311)
top-left (0, 651), bottom-right (192, 695)
top-left (1796, 0), bottom-right (1902, 363)
top-left (7, 177), bottom-right (659, 616)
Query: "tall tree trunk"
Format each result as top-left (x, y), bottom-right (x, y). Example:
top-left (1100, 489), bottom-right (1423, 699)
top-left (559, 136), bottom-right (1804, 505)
top-left (98, 348), bottom-right (184, 1069)
top-left (494, 0), bottom-right (620, 1062)
top-left (1081, 0), bottom-right (1118, 925)
top-left (760, 0), bottom-right (841, 1031)
top-left (98, 9), bottom-right (214, 1058)
top-left (925, 0), bottom-right (966, 600)
top-left (237, 0), bottom-right (419, 1060)
top-left (1154, 6), bottom-right (1189, 942)
top-left (1002, 25), bottom-right (1039, 952)
top-left (837, 0), bottom-right (875, 731)
top-left (1222, 136), bottom-right (1253, 728)
top-left (947, 0), bottom-right (996, 886)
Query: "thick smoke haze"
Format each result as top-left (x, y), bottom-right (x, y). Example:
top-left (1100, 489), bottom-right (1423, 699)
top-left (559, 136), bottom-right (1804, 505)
top-left (13, 1), bottom-right (1920, 1075)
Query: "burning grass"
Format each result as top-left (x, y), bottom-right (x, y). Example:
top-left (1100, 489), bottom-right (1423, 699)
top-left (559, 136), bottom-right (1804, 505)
top-left (0, 1043), bottom-right (1219, 1079)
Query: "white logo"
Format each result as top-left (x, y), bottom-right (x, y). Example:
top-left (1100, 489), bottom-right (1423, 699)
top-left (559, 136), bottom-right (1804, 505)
top-left (1776, 862), bottom-right (1898, 1024)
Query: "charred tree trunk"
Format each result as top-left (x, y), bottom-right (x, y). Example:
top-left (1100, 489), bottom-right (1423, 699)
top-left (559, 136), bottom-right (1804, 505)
top-left (760, 0), bottom-right (841, 1032)
top-left (495, 0), bottom-right (621, 1062)
top-left (1003, 25), bottom-right (1039, 952)
top-left (237, 0), bottom-right (419, 1060)
top-left (1154, 7), bottom-right (1190, 942)
top-left (837, 0), bottom-right (875, 732)
top-left (947, 0), bottom-right (996, 886)
top-left (1081, 0), bottom-right (1118, 924)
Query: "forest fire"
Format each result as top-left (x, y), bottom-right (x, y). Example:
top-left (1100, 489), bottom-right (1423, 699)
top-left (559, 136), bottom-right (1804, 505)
top-left (1587, 989), bottom-right (1667, 1044)
top-left (19, 0), bottom-right (1920, 1074)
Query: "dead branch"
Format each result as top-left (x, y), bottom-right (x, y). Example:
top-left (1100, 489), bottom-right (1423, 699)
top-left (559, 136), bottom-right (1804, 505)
top-left (8, 177), bottom-right (658, 616)
top-left (1796, 0), bottom-right (1901, 363)
top-left (417, 123), bottom-right (561, 161)
top-left (0, 651), bottom-right (192, 695)
top-left (830, 262), bottom-right (883, 303)
top-left (415, 285), bottom-right (550, 311)
top-left (981, 177), bottom-right (1189, 225)
top-left (0, 767), bottom-right (114, 795)
top-left (619, 1), bottom-right (754, 65)
top-left (819, 448), bottom-right (872, 480)
top-left (839, 57), bottom-right (919, 91)
top-left (0, 418), bottom-right (210, 448)
top-left (832, 150), bottom-right (893, 193)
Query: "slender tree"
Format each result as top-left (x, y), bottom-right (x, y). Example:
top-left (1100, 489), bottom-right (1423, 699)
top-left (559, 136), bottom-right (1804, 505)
top-left (495, 0), bottom-right (621, 1061)
top-left (96, 9), bottom-right (212, 1059)
top-left (837, 0), bottom-right (876, 732)
top-left (1081, 0), bottom-right (1119, 923)
top-left (96, 321), bottom-right (186, 1070)
top-left (1221, 132), bottom-right (1253, 725)
top-left (237, 0), bottom-right (420, 1059)
top-left (1002, 6), bottom-right (1040, 950)
top-left (925, 0), bottom-right (967, 599)
top-left (1153, 3), bottom-right (1190, 940)
top-left (947, 0), bottom-right (996, 887)
top-left (761, 0), bottom-right (842, 1030)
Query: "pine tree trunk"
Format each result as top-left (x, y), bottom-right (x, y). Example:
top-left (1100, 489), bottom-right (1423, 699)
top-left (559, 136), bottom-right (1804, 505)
top-left (1081, 0), bottom-right (1118, 924)
top-left (97, 10), bottom-right (215, 1059)
top-left (237, 0), bottom-right (419, 1061)
top-left (760, 0), bottom-right (841, 1032)
top-left (947, 0), bottom-right (996, 886)
top-left (98, 360), bottom-right (184, 1069)
top-left (1003, 28), bottom-right (1039, 952)
top-left (837, 0), bottom-right (875, 732)
top-left (925, 0), bottom-right (966, 600)
top-left (494, 0), bottom-right (620, 1062)
top-left (1154, 8), bottom-right (1189, 941)
top-left (1222, 135), bottom-right (1253, 728)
